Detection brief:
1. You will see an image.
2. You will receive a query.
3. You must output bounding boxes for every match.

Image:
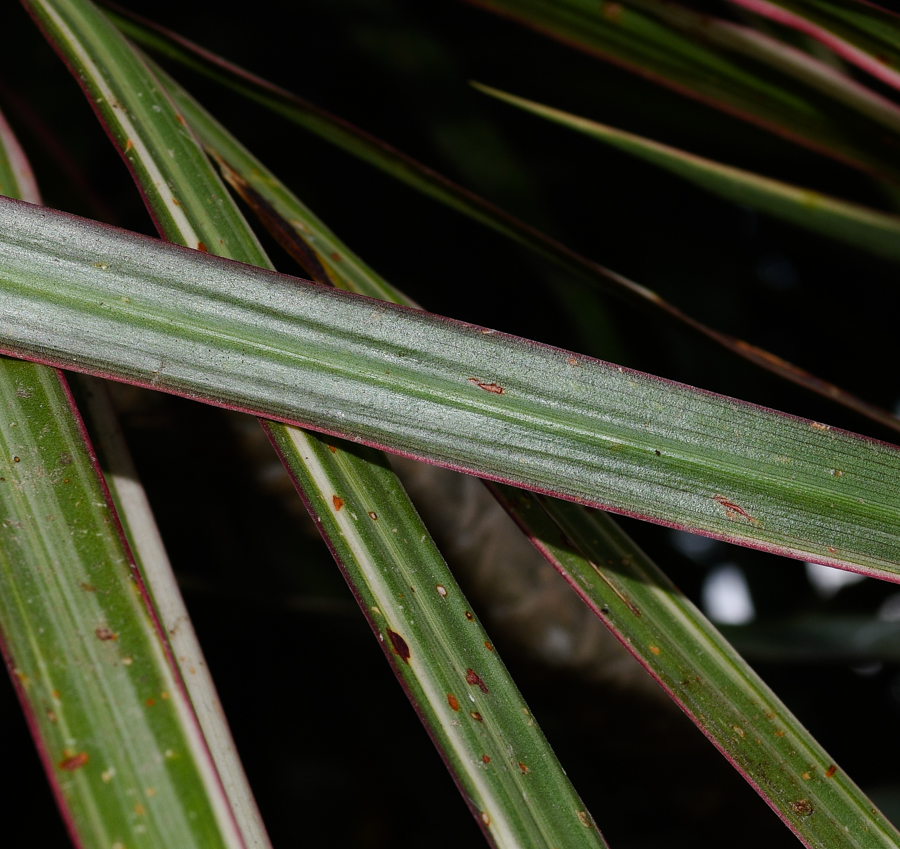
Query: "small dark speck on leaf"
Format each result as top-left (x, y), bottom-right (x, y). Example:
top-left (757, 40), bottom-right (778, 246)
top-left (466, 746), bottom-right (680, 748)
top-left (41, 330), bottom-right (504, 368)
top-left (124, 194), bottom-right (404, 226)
top-left (466, 668), bottom-right (489, 693)
top-left (792, 800), bottom-right (813, 816)
top-left (95, 628), bottom-right (116, 641)
top-left (465, 611), bottom-right (474, 621)
top-left (58, 752), bottom-right (89, 771)
top-left (13, 457), bottom-right (19, 463)
top-left (470, 711), bottom-right (483, 722)
top-left (655, 450), bottom-right (661, 456)
top-left (387, 629), bottom-right (411, 663)
top-left (368, 511), bottom-right (378, 520)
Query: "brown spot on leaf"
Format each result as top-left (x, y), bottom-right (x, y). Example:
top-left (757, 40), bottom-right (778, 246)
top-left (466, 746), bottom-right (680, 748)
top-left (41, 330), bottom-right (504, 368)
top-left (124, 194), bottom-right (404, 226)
top-left (714, 494), bottom-right (757, 524)
top-left (567, 357), bottom-right (578, 366)
top-left (775, 730), bottom-right (785, 737)
top-left (146, 698), bottom-right (155, 707)
top-left (792, 799), bottom-right (813, 816)
top-left (332, 495), bottom-right (344, 511)
top-left (466, 669), bottom-right (489, 694)
top-left (368, 511), bottom-right (378, 520)
top-left (482, 754), bottom-right (490, 764)
top-left (95, 628), bottom-right (116, 641)
top-left (328, 445), bottom-right (337, 453)
top-left (81, 583), bottom-right (97, 593)
top-left (577, 811), bottom-right (593, 828)
top-left (124, 139), bottom-right (133, 152)
top-left (387, 629), bottom-right (410, 663)
top-left (468, 378), bottom-right (504, 394)
top-left (481, 812), bottom-right (490, 825)
top-left (13, 457), bottom-right (19, 463)
top-left (447, 693), bottom-right (459, 711)
top-left (197, 241), bottom-right (209, 253)
top-left (649, 645), bottom-right (660, 655)
top-left (825, 765), bottom-right (836, 778)
top-left (58, 752), bottom-right (89, 771)
top-left (465, 611), bottom-right (474, 621)
top-left (810, 422), bottom-right (829, 431)
top-left (470, 711), bottom-right (483, 722)
top-left (518, 762), bottom-right (529, 774)
top-left (484, 641), bottom-right (494, 652)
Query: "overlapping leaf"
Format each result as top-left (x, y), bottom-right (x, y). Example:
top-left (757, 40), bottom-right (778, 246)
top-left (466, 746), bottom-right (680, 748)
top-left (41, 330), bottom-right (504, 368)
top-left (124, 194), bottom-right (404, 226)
top-left (25, 1), bottom-right (609, 844)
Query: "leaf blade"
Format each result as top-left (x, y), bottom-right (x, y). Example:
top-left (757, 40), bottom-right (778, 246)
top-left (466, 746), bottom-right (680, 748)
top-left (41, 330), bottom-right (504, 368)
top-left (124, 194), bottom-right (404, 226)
top-left (0, 195), bottom-right (898, 579)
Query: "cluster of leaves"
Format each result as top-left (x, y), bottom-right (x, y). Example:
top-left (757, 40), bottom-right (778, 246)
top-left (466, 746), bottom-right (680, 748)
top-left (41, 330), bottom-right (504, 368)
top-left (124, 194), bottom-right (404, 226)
top-left (2, 0), bottom-right (900, 847)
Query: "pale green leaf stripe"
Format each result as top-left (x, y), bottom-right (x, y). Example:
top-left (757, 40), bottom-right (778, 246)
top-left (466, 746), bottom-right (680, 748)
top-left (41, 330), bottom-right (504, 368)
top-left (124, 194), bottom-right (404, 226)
top-left (73, 375), bottom-right (272, 849)
top-left (459, 0), bottom-right (900, 183)
top-left (266, 426), bottom-right (605, 846)
top-left (727, 0), bottom-right (900, 93)
top-left (0, 108), bottom-right (241, 849)
top-left (1, 196), bottom-right (900, 579)
top-left (31, 1), bottom-right (606, 843)
top-left (475, 84), bottom-right (900, 264)
top-left (495, 486), bottom-right (900, 849)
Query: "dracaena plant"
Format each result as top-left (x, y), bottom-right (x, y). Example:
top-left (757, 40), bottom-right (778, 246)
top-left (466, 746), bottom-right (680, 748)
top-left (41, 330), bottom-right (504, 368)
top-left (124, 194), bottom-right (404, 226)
top-left (1, 0), bottom-right (900, 847)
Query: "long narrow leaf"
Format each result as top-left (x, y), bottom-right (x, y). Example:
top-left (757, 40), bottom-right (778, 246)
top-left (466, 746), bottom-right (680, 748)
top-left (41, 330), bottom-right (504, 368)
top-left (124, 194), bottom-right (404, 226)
top-left (153, 71), bottom-right (900, 847)
top-left (1, 195), bottom-right (899, 579)
top-left (727, 0), bottom-right (900, 94)
top-left (0, 106), bottom-right (243, 849)
top-left (492, 485), bottom-right (900, 849)
top-left (72, 375), bottom-right (272, 849)
top-left (103, 19), bottom-right (900, 438)
top-left (26, 1), bottom-right (609, 843)
top-left (475, 83), bottom-right (900, 264)
top-left (624, 0), bottom-right (900, 135)
top-left (458, 0), bottom-right (900, 183)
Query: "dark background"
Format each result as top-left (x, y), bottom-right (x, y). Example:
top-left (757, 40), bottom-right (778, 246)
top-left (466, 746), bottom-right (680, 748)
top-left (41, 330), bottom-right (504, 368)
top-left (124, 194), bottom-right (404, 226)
top-left (2, 1), bottom-right (900, 846)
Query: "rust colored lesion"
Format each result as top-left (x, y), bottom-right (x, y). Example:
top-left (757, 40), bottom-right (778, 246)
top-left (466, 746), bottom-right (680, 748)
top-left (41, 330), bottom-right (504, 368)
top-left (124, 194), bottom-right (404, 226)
top-left (468, 378), bottom-right (504, 394)
top-left (466, 668), bottom-right (489, 694)
top-left (825, 765), bottom-right (837, 778)
top-left (447, 693), bottom-right (460, 711)
top-left (332, 495), bottom-right (344, 511)
top-left (714, 494), bottom-right (758, 525)
top-left (386, 629), bottom-right (411, 663)
top-left (95, 627), bottom-right (117, 641)
top-left (58, 752), bottom-right (89, 771)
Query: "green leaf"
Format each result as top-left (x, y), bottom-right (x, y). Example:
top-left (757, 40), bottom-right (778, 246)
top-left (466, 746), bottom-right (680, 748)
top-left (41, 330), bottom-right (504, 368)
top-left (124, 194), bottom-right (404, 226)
top-left (0, 105), bottom-right (243, 849)
top-left (459, 0), bottom-right (900, 183)
top-left (130, 38), bottom-right (900, 437)
top-left (1, 195), bottom-right (899, 580)
top-left (492, 486), bottom-right (900, 848)
top-left (727, 0), bottom-right (900, 93)
top-left (474, 83), bottom-right (900, 264)
top-left (29, 1), bottom-right (608, 842)
top-left (265, 426), bottom-right (606, 846)
top-left (154, 71), bottom-right (900, 846)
